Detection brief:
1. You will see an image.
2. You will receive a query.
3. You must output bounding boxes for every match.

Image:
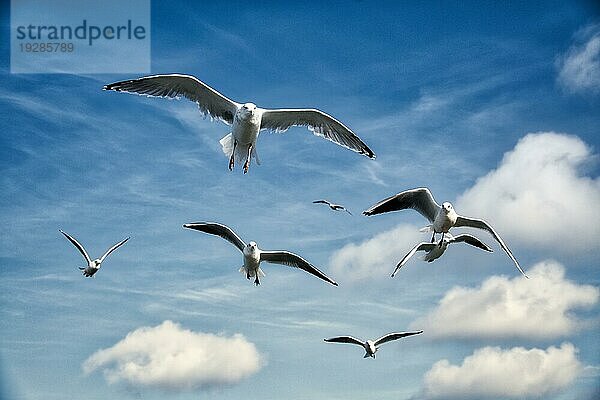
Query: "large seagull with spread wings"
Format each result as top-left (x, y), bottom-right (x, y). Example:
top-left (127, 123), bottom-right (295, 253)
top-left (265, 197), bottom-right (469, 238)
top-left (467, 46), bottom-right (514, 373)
top-left (183, 222), bottom-right (338, 286)
top-left (104, 74), bottom-right (375, 173)
top-left (363, 187), bottom-right (528, 278)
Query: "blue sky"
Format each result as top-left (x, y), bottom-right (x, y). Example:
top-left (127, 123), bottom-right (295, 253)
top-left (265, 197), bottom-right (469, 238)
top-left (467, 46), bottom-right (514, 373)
top-left (1, 1), bottom-right (599, 399)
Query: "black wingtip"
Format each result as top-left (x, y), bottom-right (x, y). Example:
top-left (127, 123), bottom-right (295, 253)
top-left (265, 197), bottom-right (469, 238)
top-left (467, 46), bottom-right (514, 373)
top-left (363, 211), bottom-right (371, 216)
top-left (332, 281), bottom-right (339, 286)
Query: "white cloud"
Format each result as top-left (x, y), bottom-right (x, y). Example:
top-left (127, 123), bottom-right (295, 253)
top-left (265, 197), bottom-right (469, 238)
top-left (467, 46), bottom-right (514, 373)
top-left (423, 343), bottom-right (582, 399)
top-left (328, 132), bottom-right (599, 282)
top-left (328, 224), bottom-right (422, 282)
top-left (82, 320), bottom-right (263, 391)
top-left (557, 24), bottom-right (600, 93)
top-left (411, 260), bottom-right (598, 339)
top-left (456, 132), bottom-right (600, 251)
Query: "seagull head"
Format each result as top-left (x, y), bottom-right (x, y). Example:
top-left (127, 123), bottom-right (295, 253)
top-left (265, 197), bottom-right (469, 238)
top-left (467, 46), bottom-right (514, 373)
top-left (92, 259), bottom-right (102, 267)
top-left (442, 202), bottom-right (454, 214)
top-left (241, 103), bottom-right (257, 116)
top-left (248, 241), bottom-right (258, 249)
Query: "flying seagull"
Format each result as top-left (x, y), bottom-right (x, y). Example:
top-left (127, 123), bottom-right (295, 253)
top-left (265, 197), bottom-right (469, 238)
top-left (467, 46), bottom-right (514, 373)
top-left (391, 233), bottom-right (492, 277)
top-left (313, 200), bottom-right (352, 215)
top-left (324, 331), bottom-right (423, 358)
top-left (103, 74), bottom-right (375, 173)
top-left (59, 230), bottom-right (129, 277)
top-left (363, 187), bottom-right (528, 278)
top-left (183, 222), bottom-right (338, 286)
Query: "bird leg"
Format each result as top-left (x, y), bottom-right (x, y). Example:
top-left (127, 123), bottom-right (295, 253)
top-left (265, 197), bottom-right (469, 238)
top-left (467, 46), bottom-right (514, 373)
top-left (243, 144), bottom-right (253, 174)
top-left (228, 140), bottom-right (237, 171)
top-left (431, 232), bottom-right (436, 243)
top-left (254, 274), bottom-right (260, 286)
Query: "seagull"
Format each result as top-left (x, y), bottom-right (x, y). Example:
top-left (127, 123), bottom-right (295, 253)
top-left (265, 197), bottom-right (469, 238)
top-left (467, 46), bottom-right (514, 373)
top-left (59, 230), bottom-right (129, 277)
top-left (324, 331), bottom-right (423, 358)
top-left (313, 200), bottom-right (352, 215)
top-left (391, 233), bottom-right (493, 277)
top-left (103, 74), bottom-right (375, 173)
top-left (363, 187), bottom-right (528, 278)
top-left (183, 222), bottom-right (338, 286)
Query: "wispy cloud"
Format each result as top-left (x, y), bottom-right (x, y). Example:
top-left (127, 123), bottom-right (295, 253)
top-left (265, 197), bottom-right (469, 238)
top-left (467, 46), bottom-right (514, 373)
top-left (557, 24), bottom-right (600, 94)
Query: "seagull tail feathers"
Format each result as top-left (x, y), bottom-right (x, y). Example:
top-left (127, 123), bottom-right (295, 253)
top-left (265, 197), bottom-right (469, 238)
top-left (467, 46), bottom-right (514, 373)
top-left (219, 133), bottom-right (234, 157)
top-left (257, 267), bottom-right (265, 277)
top-left (419, 225), bottom-right (432, 233)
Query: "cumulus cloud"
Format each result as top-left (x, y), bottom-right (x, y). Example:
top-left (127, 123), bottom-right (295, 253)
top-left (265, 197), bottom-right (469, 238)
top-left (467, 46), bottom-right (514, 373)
top-left (557, 24), bottom-right (600, 93)
top-left (456, 132), bottom-right (600, 251)
top-left (411, 260), bottom-right (598, 339)
top-left (422, 343), bottom-right (582, 399)
top-left (82, 320), bottom-right (263, 391)
top-left (328, 224), bottom-right (422, 282)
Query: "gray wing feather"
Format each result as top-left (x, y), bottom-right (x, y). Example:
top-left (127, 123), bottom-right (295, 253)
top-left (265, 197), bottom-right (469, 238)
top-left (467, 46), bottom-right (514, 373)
top-left (363, 188), bottom-right (440, 221)
top-left (391, 242), bottom-right (435, 277)
top-left (455, 216), bottom-right (528, 278)
top-left (374, 330), bottom-right (423, 347)
top-left (99, 237), bottom-right (130, 263)
top-left (259, 250), bottom-right (338, 286)
top-left (449, 234), bottom-right (493, 252)
top-left (59, 230), bottom-right (91, 265)
top-left (260, 108), bottom-right (375, 159)
top-left (103, 74), bottom-right (240, 124)
top-left (324, 336), bottom-right (364, 346)
top-left (183, 222), bottom-right (246, 252)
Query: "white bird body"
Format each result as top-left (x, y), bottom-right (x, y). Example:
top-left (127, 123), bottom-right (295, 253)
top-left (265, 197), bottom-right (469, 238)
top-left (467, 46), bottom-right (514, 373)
top-left (183, 222), bottom-right (338, 286)
top-left (364, 188), bottom-right (528, 278)
top-left (364, 340), bottom-right (377, 357)
top-left (422, 241), bottom-right (448, 262)
top-left (324, 331), bottom-right (423, 359)
top-left (432, 202), bottom-right (458, 234)
top-left (104, 74), bottom-right (375, 173)
top-left (59, 230), bottom-right (129, 277)
top-left (241, 241), bottom-right (264, 280)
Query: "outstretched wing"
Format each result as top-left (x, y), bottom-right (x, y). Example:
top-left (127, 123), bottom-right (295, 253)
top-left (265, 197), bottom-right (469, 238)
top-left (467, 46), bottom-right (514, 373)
top-left (324, 336), bottom-right (364, 346)
top-left (183, 222), bottom-right (246, 252)
top-left (260, 108), bottom-right (375, 159)
top-left (455, 216), bottom-right (528, 278)
top-left (374, 330), bottom-right (423, 347)
top-left (391, 242), bottom-right (435, 277)
top-left (59, 230), bottom-right (91, 265)
top-left (313, 200), bottom-right (332, 206)
top-left (259, 250), bottom-right (338, 286)
top-left (449, 234), bottom-right (493, 252)
top-left (103, 74), bottom-right (240, 124)
top-left (99, 237), bottom-right (130, 263)
top-left (363, 188), bottom-right (440, 222)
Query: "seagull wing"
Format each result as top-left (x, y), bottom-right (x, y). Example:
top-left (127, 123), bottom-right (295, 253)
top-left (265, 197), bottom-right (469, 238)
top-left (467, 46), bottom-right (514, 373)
top-left (449, 234), bottom-right (493, 252)
top-left (363, 188), bottom-right (440, 221)
top-left (259, 250), bottom-right (338, 286)
top-left (391, 242), bottom-right (435, 277)
top-left (183, 222), bottom-right (246, 252)
top-left (374, 331), bottom-right (423, 347)
top-left (313, 200), bottom-right (332, 205)
top-left (59, 230), bottom-right (92, 265)
top-left (103, 74), bottom-right (240, 124)
top-left (260, 108), bottom-right (375, 159)
top-left (99, 237), bottom-right (130, 263)
top-left (455, 216), bottom-right (528, 278)
top-left (324, 336), bottom-right (364, 346)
